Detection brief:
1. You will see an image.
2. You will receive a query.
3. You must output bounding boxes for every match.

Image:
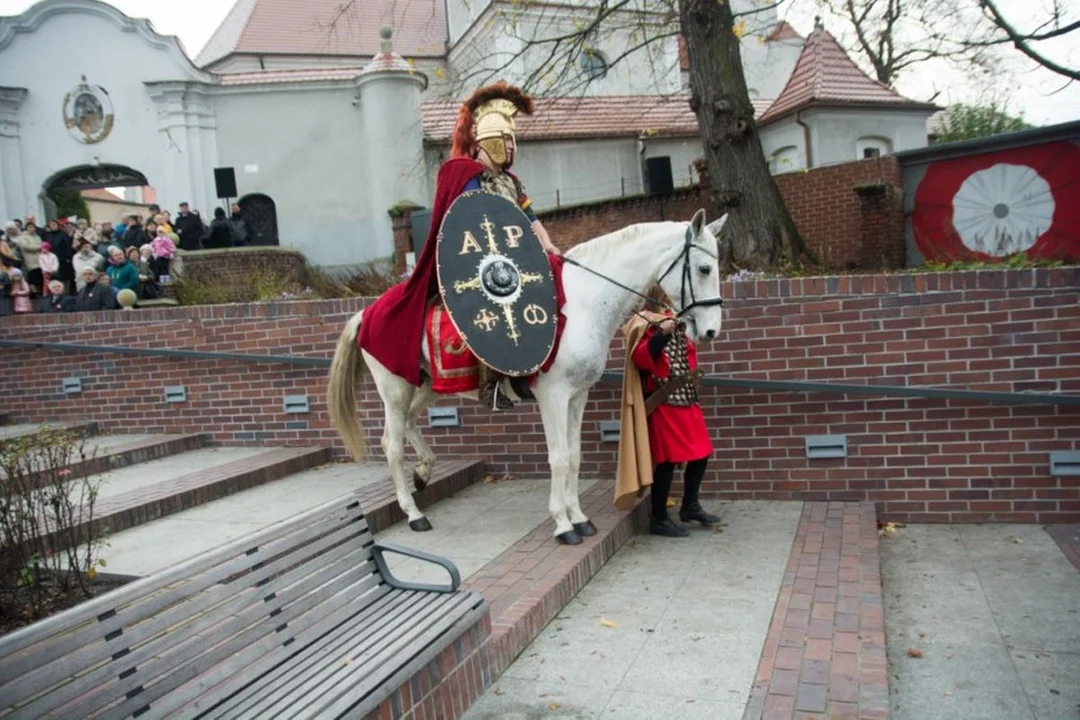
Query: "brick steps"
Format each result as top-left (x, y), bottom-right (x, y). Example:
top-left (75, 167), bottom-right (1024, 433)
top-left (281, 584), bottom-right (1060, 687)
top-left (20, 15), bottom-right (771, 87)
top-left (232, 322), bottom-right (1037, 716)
top-left (63, 432), bottom-right (211, 483)
top-left (39, 445), bottom-right (334, 552)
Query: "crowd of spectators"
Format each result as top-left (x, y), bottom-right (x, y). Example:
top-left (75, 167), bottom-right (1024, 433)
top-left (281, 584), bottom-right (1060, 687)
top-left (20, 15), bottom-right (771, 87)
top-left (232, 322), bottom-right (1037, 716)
top-left (0, 201), bottom-right (256, 315)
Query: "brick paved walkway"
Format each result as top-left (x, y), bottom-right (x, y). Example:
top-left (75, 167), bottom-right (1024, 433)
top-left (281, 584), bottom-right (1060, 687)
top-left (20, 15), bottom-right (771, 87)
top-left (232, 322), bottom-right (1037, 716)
top-left (746, 502), bottom-right (889, 720)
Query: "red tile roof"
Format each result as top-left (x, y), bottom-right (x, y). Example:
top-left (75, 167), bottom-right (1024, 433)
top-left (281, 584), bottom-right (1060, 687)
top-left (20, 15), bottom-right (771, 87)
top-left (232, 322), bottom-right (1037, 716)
top-left (678, 21), bottom-right (801, 73)
top-left (80, 188), bottom-right (125, 202)
top-left (766, 20), bottom-right (802, 41)
top-left (757, 27), bottom-right (937, 126)
top-left (196, 0), bottom-right (447, 67)
top-left (422, 95), bottom-right (774, 142)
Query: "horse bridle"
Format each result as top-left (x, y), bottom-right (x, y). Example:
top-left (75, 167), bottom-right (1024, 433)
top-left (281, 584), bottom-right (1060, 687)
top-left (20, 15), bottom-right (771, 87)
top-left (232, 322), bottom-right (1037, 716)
top-left (656, 224), bottom-right (725, 319)
top-left (561, 223), bottom-right (724, 324)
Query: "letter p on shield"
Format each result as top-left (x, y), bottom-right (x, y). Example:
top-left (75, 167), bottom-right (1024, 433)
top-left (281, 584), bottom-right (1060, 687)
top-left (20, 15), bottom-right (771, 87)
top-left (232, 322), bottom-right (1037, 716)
top-left (503, 225), bottom-right (524, 249)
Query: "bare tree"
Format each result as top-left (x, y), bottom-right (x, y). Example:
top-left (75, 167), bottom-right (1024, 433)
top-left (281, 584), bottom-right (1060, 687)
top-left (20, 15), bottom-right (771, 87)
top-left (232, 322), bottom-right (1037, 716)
top-left (974, 0), bottom-right (1079, 82)
top-left (444, 0), bottom-right (815, 270)
top-left (816, 0), bottom-right (1078, 93)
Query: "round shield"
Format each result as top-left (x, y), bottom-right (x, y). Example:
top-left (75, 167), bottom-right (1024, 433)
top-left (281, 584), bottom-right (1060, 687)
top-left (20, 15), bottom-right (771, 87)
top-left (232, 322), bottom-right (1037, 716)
top-left (436, 190), bottom-right (558, 377)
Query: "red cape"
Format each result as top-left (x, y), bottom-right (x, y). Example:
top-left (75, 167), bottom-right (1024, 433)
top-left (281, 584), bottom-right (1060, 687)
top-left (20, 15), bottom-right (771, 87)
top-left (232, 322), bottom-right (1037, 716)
top-left (358, 158), bottom-right (486, 386)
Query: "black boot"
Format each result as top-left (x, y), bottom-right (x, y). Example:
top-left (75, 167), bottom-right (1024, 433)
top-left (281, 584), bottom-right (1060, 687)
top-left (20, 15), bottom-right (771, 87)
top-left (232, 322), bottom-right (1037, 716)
top-left (649, 463), bottom-right (688, 537)
top-left (509, 375), bottom-right (535, 401)
top-left (679, 457), bottom-right (721, 526)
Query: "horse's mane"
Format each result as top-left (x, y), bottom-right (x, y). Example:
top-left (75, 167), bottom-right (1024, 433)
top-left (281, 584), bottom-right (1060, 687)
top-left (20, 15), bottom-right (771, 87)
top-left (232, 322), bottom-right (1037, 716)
top-left (564, 221), bottom-right (683, 266)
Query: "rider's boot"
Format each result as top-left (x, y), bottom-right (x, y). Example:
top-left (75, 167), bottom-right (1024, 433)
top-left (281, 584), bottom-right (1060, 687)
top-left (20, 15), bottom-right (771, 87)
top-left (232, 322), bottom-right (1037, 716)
top-left (478, 365), bottom-right (514, 411)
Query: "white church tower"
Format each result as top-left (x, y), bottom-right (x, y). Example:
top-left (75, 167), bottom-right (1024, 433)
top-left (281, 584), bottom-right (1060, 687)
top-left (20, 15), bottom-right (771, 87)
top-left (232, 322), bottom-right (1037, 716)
top-left (356, 27), bottom-right (429, 258)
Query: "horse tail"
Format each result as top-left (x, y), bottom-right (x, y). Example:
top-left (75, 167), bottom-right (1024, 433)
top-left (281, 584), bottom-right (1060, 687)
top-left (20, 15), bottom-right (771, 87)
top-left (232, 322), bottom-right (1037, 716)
top-left (327, 310), bottom-right (369, 462)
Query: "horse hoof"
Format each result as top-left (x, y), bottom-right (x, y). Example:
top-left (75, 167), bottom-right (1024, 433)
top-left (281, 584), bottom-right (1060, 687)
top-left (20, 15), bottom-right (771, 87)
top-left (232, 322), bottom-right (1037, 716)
top-left (556, 530), bottom-right (583, 546)
top-left (409, 518), bottom-right (433, 532)
top-left (573, 521), bottom-right (598, 537)
top-left (412, 471), bottom-right (428, 492)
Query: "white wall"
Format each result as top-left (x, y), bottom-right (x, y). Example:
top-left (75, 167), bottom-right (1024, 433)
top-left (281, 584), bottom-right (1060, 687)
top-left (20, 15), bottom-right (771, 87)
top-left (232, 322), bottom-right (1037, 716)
top-left (448, 7), bottom-right (683, 97)
top-left (807, 107), bottom-right (932, 166)
top-left (212, 83), bottom-right (379, 267)
top-left (0, 0), bottom-right (216, 222)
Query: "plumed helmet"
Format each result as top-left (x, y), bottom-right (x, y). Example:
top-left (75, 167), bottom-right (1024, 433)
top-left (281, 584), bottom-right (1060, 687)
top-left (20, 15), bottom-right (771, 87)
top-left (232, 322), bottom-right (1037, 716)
top-left (450, 81), bottom-right (535, 165)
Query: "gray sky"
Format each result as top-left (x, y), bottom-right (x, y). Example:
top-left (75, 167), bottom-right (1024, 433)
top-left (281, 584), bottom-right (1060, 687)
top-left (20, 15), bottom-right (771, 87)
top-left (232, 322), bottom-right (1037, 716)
top-left (1, 0), bottom-right (1077, 125)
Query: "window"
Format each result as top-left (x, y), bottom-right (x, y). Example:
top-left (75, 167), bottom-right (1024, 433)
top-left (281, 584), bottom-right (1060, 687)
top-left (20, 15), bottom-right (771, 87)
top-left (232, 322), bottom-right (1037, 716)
top-left (768, 145), bottom-right (801, 173)
top-left (855, 136), bottom-right (891, 160)
top-left (580, 49), bottom-right (608, 80)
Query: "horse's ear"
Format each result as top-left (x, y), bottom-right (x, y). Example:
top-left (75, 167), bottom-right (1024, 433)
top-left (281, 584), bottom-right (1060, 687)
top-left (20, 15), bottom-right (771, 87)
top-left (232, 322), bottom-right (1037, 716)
top-left (690, 208), bottom-right (707, 236)
top-left (707, 213), bottom-right (729, 238)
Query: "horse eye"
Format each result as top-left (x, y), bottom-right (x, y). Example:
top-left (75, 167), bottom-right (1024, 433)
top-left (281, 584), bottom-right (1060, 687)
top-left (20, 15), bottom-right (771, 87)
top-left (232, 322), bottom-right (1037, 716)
top-left (699, 265), bottom-right (711, 276)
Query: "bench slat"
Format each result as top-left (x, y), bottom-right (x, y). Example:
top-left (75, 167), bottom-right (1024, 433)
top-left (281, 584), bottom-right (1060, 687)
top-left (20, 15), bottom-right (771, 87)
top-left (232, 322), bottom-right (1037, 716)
top-left (26, 553), bottom-right (385, 720)
top-left (0, 494), bottom-right (488, 720)
top-left (211, 592), bottom-right (448, 717)
top-left (249, 593), bottom-right (483, 719)
top-left (319, 596), bottom-right (487, 719)
top-left (0, 501), bottom-right (378, 718)
top-left (0, 497), bottom-right (367, 671)
top-left (45, 552), bottom-right (387, 720)
top-left (153, 588), bottom-right (409, 720)
top-left (0, 521), bottom-right (372, 707)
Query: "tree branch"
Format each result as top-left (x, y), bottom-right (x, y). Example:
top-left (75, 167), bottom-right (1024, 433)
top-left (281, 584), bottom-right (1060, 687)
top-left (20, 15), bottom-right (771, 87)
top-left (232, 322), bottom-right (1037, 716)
top-left (978, 0), bottom-right (1080, 80)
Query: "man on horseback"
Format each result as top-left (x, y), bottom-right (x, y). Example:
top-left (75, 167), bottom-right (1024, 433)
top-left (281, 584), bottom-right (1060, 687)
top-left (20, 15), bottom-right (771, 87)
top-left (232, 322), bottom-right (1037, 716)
top-left (357, 81), bottom-right (560, 411)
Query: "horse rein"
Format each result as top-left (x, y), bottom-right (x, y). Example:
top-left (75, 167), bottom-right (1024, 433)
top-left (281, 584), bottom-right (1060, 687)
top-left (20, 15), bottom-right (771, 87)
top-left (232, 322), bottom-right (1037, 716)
top-left (560, 224), bottom-right (724, 327)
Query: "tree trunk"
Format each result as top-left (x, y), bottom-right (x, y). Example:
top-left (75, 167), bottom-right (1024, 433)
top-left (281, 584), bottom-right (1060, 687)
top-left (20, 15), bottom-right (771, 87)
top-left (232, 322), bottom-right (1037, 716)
top-left (679, 0), bottom-right (814, 271)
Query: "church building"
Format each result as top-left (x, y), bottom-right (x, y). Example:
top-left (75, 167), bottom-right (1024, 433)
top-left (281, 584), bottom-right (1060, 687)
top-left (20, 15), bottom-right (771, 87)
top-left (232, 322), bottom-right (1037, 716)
top-left (0, 0), bottom-right (938, 269)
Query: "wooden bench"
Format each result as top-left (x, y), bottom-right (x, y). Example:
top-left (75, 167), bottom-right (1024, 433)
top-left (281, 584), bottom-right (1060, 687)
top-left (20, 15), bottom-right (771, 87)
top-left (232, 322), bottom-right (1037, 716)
top-left (0, 496), bottom-right (488, 719)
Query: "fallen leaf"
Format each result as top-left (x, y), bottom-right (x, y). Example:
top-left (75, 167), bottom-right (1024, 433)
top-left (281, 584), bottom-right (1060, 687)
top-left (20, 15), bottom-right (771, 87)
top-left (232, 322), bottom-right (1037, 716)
top-left (494, 687), bottom-right (504, 695)
top-left (666, 497), bottom-right (678, 508)
top-left (600, 618), bottom-right (618, 628)
top-left (1012, 537), bottom-right (1024, 544)
top-left (715, 526), bottom-right (724, 534)
top-left (342, 657), bottom-right (353, 666)
top-left (1049, 688), bottom-right (1060, 695)
top-left (878, 522), bottom-right (899, 538)
top-left (907, 648), bottom-right (923, 658)
top-left (944, 690), bottom-right (953, 697)
top-left (548, 703), bottom-right (561, 711)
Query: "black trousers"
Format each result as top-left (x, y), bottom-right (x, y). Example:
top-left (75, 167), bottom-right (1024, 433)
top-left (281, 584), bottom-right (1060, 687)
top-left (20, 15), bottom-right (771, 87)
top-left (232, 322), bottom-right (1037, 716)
top-left (651, 457), bottom-right (708, 520)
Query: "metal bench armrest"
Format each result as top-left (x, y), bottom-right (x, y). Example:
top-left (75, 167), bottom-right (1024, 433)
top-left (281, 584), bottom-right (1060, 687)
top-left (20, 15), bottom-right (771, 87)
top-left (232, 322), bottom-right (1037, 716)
top-left (371, 542), bottom-right (461, 593)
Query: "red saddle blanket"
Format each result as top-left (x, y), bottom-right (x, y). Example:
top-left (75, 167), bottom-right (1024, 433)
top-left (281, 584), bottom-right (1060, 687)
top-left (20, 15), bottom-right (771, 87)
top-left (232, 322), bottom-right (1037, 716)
top-left (425, 255), bottom-right (567, 394)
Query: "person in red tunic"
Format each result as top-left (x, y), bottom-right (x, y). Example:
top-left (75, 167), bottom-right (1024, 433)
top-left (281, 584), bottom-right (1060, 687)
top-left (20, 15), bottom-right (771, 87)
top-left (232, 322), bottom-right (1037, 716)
top-left (356, 81), bottom-right (560, 411)
top-left (631, 286), bottom-right (720, 537)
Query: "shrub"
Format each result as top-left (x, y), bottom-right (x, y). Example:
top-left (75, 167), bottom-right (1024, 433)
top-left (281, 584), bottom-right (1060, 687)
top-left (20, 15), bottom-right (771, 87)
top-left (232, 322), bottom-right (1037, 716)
top-left (0, 425), bottom-right (110, 634)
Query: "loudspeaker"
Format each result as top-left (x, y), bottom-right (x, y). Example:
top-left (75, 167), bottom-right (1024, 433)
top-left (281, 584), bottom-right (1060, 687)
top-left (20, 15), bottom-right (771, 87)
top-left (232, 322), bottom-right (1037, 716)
top-left (214, 167), bottom-right (237, 199)
top-left (644, 156), bottom-right (674, 197)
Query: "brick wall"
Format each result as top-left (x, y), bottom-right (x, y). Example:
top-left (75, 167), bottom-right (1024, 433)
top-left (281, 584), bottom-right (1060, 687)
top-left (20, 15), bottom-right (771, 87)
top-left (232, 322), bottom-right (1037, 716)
top-left (774, 157), bottom-right (904, 270)
top-left (1, 267), bottom-right (1077, 524)
top-left (536, 156), bottom-right (905, 270)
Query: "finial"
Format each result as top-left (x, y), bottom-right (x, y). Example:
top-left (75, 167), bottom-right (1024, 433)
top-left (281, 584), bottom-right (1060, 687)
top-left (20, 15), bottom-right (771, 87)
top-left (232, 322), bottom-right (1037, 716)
top-left (379, 26), bottom-right (393, 53)
top-left (814, 15), bottom-right (823, 29)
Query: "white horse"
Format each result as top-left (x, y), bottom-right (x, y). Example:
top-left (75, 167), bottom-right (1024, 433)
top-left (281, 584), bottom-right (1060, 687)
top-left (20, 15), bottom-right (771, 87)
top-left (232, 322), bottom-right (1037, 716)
top-left (327, 208), bottom-right (728, 545)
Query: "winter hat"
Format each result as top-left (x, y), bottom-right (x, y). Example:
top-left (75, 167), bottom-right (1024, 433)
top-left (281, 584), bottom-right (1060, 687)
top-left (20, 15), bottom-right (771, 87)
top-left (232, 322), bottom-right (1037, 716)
top-left (10, 268), bottom-right (22, 278)
top-left (42, 241), bottom-right (51, 252)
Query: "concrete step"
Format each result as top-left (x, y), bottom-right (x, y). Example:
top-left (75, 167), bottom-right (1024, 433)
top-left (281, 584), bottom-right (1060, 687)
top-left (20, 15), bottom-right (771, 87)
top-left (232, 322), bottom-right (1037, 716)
top-left (39, 445), bottom-right (333, 552)
top-left (93, 456), bottom-right (486, 578)
top-left (0, 420), bottom-right (98, 447)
